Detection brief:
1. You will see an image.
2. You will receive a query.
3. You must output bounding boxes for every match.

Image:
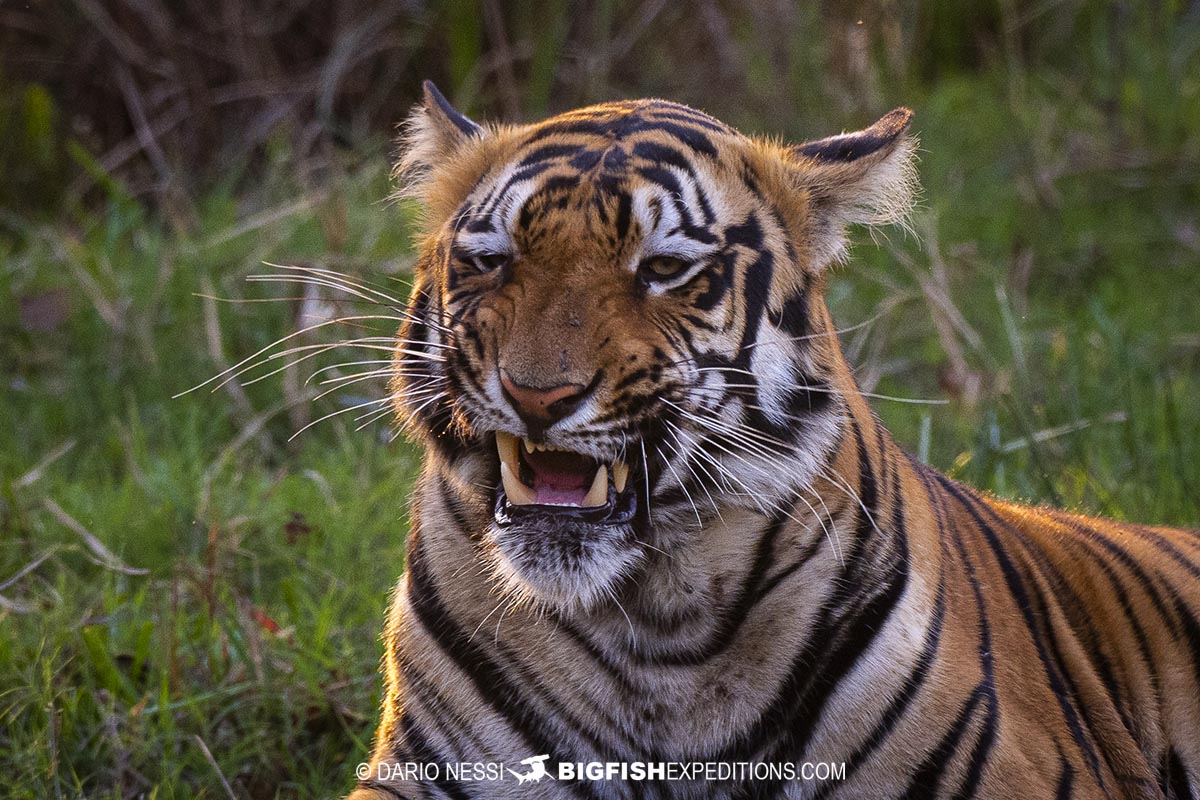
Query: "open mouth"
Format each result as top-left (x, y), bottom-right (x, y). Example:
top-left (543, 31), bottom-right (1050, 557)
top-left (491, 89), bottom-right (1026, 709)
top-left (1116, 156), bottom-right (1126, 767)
top-left (494, 432), bottom-right (636, 523)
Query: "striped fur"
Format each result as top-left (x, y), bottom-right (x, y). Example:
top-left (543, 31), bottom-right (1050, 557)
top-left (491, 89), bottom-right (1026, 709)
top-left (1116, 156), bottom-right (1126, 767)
top-left (345, 83), bottom-right (1200, 799)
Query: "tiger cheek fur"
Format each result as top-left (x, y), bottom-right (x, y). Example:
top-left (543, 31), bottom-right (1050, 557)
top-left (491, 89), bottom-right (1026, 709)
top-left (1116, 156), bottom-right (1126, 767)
top-left (347, 82), bottom-right (1200, 800)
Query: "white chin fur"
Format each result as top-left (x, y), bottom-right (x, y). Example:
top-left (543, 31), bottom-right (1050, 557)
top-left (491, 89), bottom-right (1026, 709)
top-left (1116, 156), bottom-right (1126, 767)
top-left (484, 521), bottom-right (643, 611)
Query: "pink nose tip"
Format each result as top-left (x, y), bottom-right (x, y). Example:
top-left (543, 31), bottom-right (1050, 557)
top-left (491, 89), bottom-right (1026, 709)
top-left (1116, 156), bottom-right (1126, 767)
top-left (500, 369), bottom-right (589, 434)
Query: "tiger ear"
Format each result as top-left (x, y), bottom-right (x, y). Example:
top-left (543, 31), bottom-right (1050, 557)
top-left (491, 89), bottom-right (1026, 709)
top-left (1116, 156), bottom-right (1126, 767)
top-left (787, 108), bottom-right (918, 266)
top-left (418, 80), bottom-right (483, 145)
top-left (396, 81), bottom-right (487, 199)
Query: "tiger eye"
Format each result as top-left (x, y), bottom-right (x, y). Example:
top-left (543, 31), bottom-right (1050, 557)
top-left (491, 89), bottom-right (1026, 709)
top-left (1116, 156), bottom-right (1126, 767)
top-left (640, 256), bottom-right (688, 282)
top-left (467, 252), bottom-right (511, 274)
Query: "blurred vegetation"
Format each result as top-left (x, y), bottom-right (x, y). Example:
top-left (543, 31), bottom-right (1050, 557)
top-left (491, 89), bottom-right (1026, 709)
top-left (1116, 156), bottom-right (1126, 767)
top-left (1, 1), bottom-right (1199, 798)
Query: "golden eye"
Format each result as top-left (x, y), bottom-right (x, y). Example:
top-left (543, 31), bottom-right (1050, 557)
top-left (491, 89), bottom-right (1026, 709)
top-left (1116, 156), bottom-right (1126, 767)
top-left (638, 256), bottom-right (689, 284)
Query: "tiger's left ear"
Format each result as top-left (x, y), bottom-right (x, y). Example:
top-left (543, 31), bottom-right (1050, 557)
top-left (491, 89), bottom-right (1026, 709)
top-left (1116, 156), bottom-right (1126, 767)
top-left (396, 81), bottom-right (488, 200)
top-left (787, 108), bottom-right (918, 266)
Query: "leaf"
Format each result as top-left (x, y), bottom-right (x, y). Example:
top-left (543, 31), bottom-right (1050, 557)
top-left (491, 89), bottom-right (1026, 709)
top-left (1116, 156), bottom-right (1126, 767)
top-left (80, 626), bottom-right (137, 704)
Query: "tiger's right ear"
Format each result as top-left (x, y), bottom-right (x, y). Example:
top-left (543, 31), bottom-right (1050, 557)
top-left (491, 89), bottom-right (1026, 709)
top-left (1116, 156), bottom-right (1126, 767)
top-left (396, 81), bottom-right (487, 200)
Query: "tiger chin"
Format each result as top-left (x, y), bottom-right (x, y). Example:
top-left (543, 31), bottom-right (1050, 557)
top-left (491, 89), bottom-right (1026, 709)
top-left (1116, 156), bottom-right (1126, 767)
top-left (344, 82), bottom-right (1200, 800)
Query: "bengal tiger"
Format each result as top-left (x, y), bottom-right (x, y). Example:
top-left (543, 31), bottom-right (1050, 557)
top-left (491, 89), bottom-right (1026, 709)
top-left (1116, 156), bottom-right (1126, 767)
top-left (343, 81), bottom-right (1200, 800)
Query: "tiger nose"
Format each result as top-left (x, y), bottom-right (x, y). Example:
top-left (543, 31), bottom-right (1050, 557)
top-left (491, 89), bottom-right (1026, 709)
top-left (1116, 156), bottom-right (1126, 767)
top-left (500, 369), bottom-right (591, 437)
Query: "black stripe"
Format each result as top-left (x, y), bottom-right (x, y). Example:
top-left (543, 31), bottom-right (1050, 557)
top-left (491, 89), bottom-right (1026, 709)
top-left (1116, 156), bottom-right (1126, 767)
top-left (639, 119), bottom-right (717, 157)
top-left (982, 511), bottom-right (1138, 739)
top-left (1056, 752), bottom-right (1076, 800)
top-left (518, 143), bottom-right (587, 167)
top-left (1172, 595), bottom-right (1200, 706)
top-left (1166, 748), bottom-right (1193, 800)
top-left (814, 573), bottom-right (946, 799)
top-left (768, 285), bottom-right (810, 339)
top-left (614, 191), bottom-right (633, 241)
top-left (691, 265), bottom-right (728, 311)
top-left (647, 107), bottom-right (730, 133)
top-left (636, 509), bottom-right (790, 666)
top-left (568, 147), bottom-right (603, 171)
top-left (911, 458), bottom-right (1000, 796)
top-left (1059, 533), bottom-right (1160, 693)
top-left (635, 164), bottom-right (717, 243)
top-left (631, 141), bottom-right (716, 223)
top-left (900, 684), bottom-right (989, 799)
top-left (402, 714), bottom-right (474, 800)
top-left (437, 474), bottom-right (482, 540)
top-left (1127, 524), bottom-right (1200, 581)
top-left (357, 779), bottom-right (413, 799)
top-left (397, 653), bottom-right (491, 757)
top-left (404, 539), bottom-right (600, 800)
top-left (939, 476), bottom-right (1105, 787)
top-left (714, 420), bottom-right (895, 773)
top-left (479, 162), bottom-right (554, 218)
top-left (1045, 509), bottom-right (1183, 638)
top-left (761, 454), bottom-right (909, 775)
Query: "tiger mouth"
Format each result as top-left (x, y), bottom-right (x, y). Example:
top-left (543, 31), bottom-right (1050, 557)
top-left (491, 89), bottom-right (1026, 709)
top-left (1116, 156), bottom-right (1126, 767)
top-left (493, 431), bottom-right (637, 524)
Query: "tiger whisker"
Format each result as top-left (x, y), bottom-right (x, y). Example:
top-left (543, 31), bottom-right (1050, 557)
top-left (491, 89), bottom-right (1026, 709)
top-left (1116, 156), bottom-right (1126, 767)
top-left (257, 263), bottom-right (418, 316)
top-left (467, 597), bottom-right (510, 646)
top-left (662, 417), bottom-right (842, 563)
top-left (250, 270), bottom-right (465, 333)
top-left (602, 584), bottom-right (638, 649)
top-left (305, 359), bottom-right (394, 381)
top-left (356, 406), bottom-right (398, 431)
top-left (265, 263), bottom-right (412, 305)
top-left (653, 444), bottom-right (704, 529)
top-left (661, 418), bottom-right (774, 517)
top-left (660, 399), bottom-right (797, 459)
top-left (236, 341), bottom-right (443, 390)
top-left (287, 396), bottom-right (393, 441)
top-left (314, 366), bottom-right (442, 388)
top-left (493, 595), bottom-right (520, 646)
top-left (686, 370), bottom-right (947, 406)
top-left (640, 439), bottom-right (653, 527)
top-left (177, 315), bottom-right (403, 397)
top-left (818, 466), bottom-right (882, 539)
top-left (792, 492), bottom-right (845, 567)
top-left (310, 371), bottom-right (394, 400)
top-left (394, 391), bottom-right (451, 434)
top-left (659, 426), bottom-right (726, 524)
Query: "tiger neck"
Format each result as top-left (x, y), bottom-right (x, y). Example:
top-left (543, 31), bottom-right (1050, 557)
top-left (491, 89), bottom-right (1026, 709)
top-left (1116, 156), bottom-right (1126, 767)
top-left (590, 385), bottom-right (922, 659)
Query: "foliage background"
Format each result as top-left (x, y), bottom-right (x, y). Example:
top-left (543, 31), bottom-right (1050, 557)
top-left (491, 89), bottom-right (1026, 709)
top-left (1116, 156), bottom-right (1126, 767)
top-left (1, 1), bottom-right (1198, 797)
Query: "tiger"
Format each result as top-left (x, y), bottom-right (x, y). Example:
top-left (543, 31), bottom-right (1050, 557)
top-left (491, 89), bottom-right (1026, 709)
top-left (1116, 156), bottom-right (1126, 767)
top-left (343, 81), bottom-right (1200, 800)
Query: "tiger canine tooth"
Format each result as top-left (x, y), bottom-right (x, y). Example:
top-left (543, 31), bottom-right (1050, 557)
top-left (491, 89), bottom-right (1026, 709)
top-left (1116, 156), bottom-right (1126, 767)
top-left (496, 431), bottom-right (519, 468)
top-left (500, 461), bottom-right (537, 505)
top-left (496, 433), bottom-right (535, 504)
top-left (523, 438), bottom-right (535, 454)
top-left (612, 460), bottom-right (629, 493)
top-left (583, 465), bottom-right (608, 507)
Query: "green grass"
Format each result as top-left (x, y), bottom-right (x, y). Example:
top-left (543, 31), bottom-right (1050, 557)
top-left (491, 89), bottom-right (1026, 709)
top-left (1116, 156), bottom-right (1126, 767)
top-left (1, 66), bottom-right (1198, 800)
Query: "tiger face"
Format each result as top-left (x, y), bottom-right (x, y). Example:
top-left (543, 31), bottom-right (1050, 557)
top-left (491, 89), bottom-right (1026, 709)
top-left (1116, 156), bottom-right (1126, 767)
top-left (394, 82), bottom-right (916, 610)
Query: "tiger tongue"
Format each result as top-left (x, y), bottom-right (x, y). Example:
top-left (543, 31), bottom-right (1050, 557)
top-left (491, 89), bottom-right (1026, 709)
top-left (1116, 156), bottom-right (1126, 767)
top-left (524, 449), bottom-right (602, 506)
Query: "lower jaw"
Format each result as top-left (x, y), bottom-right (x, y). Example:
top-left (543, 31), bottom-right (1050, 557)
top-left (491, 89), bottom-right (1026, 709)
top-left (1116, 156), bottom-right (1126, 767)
top-left (486, 495), bottom-right (643, 610)
top-left (493, 485), bottom-right (638, 527)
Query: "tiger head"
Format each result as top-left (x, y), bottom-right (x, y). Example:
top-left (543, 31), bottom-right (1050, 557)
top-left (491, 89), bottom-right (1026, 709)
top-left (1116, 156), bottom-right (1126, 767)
top-left (393, 81), bottom-right (916, 610)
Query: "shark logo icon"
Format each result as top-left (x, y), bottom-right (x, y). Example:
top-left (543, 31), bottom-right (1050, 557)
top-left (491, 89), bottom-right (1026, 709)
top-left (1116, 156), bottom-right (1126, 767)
top-left (506, 755), bottom-right (551, 784)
